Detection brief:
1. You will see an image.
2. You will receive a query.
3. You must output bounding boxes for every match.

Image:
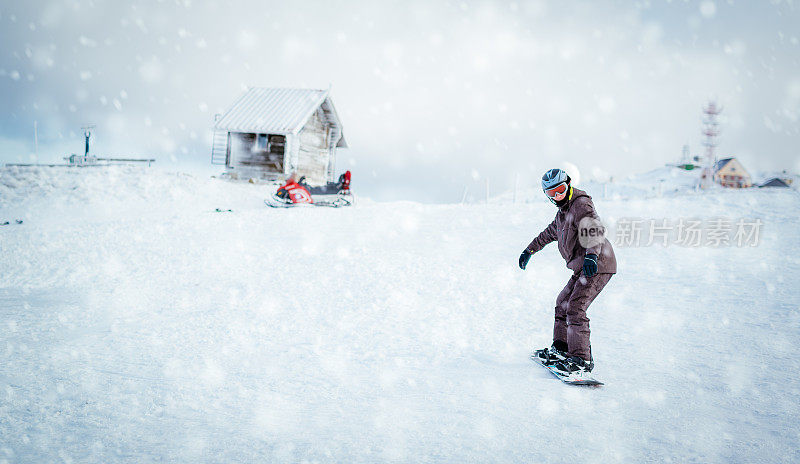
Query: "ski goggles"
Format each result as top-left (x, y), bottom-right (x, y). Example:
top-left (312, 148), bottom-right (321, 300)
top-left (544, 182), bottom-right (568, 199)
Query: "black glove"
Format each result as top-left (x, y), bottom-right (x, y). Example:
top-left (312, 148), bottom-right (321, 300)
top-left (519, 249), bottom-right (533, 270)
top-left (583, 253), bottom-right (598, 277)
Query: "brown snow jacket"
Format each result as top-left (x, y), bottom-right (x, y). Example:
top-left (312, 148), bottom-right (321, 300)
top-left (526, 187), bottom-right (617, 274)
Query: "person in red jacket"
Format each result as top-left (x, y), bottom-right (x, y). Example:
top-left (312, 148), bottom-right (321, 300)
top-left (519, 168), bottom-right (617, 375)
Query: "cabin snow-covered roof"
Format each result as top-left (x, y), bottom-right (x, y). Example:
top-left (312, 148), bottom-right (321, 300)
top-left (714, 158), bottom-right (734, 172)
top-left (760, 178), bottom-right (791, 188)
top-left (214, 88), bottom-right (347, 147)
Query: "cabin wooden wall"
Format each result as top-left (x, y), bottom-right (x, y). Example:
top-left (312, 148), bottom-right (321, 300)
top-left (296, 109), bottom-right (330, 185)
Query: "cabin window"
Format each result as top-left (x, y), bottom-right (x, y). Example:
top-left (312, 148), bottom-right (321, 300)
top-left (268, 135), bottom-right (286, 154)
top-left (255, 134), bottom-right (268, 151)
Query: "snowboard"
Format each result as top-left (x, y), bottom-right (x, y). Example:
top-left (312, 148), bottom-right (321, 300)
top-left (530, 354), bottom-right (604, 386)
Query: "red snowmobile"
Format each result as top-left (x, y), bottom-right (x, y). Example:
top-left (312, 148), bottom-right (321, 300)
top-left (265, 171), bottom-right (353, 208)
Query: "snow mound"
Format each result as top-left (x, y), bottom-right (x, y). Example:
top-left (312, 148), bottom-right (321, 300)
top-left (0, 165), bottom-right (248, 206)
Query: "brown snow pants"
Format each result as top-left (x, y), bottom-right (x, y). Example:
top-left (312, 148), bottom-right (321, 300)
top-left (554, 272), bottom-right (613, 361)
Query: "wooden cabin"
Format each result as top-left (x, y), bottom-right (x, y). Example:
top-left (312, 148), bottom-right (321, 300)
top-left (713, 158), bottom-right (752, 188)
top-left (211, 88), bottom-right (347, 185)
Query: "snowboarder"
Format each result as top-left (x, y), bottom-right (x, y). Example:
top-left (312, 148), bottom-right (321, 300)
top-left (519, 168), bottom-right (617, 375)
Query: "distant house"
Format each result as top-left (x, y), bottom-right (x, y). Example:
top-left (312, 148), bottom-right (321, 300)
top-left (759, 178), bottom-right (791, 188)
top-left (211, 88), bottom-right (347, 185)
top-left (713, 158), bottom-right (752, 188)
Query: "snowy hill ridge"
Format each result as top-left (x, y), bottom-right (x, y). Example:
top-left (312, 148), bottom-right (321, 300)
top-left (2, 164), bottom-right (794, 211)
top-left (1, 165), bottom-right (799, 462)
top-left (492, 166), bottom-right (796, 205)
top-left (0, 165), bottom-right (257, 206)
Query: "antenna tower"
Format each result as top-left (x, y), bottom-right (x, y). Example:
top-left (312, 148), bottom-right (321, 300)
top-left (700, 101), bottom-right (721, 189)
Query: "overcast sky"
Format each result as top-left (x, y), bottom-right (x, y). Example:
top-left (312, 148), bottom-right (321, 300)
top-left (1, 0), bottom-right (798, 202)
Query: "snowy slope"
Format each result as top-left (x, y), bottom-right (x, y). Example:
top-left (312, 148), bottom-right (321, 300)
top-left (1, 166), bottom-right (799, 463)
